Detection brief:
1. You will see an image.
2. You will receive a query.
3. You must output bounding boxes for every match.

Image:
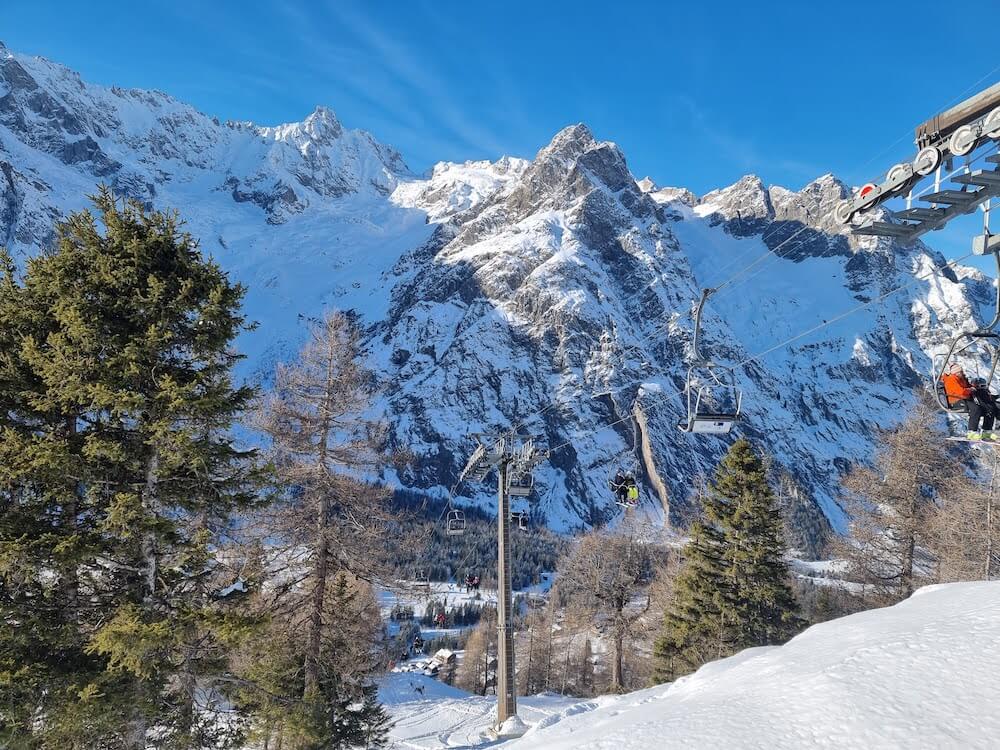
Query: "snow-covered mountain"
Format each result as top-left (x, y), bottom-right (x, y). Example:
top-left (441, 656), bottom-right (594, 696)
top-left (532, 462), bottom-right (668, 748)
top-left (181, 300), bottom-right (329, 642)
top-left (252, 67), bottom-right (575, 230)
top-left (2, 43), bottom-right (992, 540)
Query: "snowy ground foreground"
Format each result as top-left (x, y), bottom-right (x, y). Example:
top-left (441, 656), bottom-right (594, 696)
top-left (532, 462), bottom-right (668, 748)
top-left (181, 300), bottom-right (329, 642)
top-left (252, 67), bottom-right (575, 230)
top-left (381, 583), bottom-right (1000, 749)
top-left (379, 674), bottom-right (583, 749)
top-left (506, 581), bottom-right (1000, 750)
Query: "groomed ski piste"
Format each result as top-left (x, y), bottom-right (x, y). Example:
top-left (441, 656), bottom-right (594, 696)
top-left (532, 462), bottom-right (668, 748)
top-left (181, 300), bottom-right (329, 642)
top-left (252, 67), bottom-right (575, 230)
top-left (380, 581), bottom-right (1000, 749)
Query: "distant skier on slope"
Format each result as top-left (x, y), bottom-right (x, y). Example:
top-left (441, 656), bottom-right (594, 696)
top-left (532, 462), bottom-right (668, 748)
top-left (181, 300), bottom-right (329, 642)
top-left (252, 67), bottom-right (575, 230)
top-left (941, 363), bottom-right (999, 439)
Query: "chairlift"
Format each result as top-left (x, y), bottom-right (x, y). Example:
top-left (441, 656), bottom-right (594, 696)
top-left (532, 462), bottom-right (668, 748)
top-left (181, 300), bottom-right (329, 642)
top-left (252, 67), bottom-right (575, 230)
top-left (415, 570), bottom-right (431, 594)
top-left (445, 508), bottom-right (466, 536)
top-left (510, 511), bottom-right (529, 530)
top-left (608, 462), bottom-right (640, 508)
top-left (933, 245), bottom-right (1000, 413)
top-left (678, 288), bottom-right (742, 434)
top-left (507, 471), bottom-right (534, 497)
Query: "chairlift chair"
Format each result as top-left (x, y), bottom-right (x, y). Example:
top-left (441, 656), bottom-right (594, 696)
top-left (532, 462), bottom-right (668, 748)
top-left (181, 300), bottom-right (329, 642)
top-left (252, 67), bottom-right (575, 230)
top-left (507, 472), bottom-right (534, 497)
top-left (415, 570), bottom-right (431, 595)
top-left (933, 333), bottom-right (1000, 413)
top-left (445, 508), bottom-right (466, 536)
top-left (608, 462), bottom-right (640, 508)
top-left (510, 511), bottom-right (528, 530)
top-left (933, 246), bottom-right (1000, 414)
top-left (678, 288), bottom-right (743, 434)
top-left (678, 364), bottom-right (742, 434)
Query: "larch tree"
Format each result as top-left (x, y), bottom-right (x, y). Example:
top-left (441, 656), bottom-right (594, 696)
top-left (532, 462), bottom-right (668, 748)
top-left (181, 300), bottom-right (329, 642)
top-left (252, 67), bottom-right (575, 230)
top-left (555, 524), bottom-right (654, 693)
top-left (455, 607), bottom-right (497, 696)
top-left (245, 311), bottom-right (393, 748)
top-left (836, 401), bottom-right (962, 604)
top-left (929, 455), bottom-right (1000, 582)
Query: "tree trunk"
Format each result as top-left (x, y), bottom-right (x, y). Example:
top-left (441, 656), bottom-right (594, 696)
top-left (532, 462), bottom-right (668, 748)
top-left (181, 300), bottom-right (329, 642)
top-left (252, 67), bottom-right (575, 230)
top-left (60, 415), bottom-right (80, 622)
top-left (141, 449), bottom-right (160, 602)
top-left (304, 494), bottom-right (330, 697)
top-left (303, 335), bottom-right (339, 697)
top-left (126, 448), bottom-right (160, 750)
top-left (612, 632), bottom-right (624, 693)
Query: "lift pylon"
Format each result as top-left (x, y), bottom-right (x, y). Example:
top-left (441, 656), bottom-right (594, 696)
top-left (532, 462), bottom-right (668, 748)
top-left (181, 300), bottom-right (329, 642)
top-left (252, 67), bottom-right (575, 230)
top-left (458, 433), bottom-right (547, 734)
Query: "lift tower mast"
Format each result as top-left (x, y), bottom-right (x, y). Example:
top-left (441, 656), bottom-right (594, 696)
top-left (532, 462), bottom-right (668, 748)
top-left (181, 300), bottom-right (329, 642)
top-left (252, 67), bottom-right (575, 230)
top-left (459, 434), bottom-right (547, 734)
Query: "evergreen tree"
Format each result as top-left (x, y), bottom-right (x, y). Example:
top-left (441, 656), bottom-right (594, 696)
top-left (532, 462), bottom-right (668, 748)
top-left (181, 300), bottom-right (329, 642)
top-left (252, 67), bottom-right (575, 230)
top-left (0, 190), bottom-right (260, 748)
top-left (654, 439), bottom-right (800, 681)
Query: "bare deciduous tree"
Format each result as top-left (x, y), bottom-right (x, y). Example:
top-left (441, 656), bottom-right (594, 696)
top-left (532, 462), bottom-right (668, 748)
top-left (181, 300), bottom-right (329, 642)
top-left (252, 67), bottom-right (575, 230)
top-left (836, 400), bottom-right (963, 604)
top-left (929, 451), bottom-right (1000, 582)
top-left (555, 524), bottom-right (654, 692)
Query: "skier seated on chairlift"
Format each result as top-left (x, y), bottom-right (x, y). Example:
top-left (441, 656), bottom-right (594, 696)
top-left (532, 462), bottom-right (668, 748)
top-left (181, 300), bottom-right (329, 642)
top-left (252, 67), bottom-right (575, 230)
top-left (625, 474), bottom-right (639, 506)
top-left (611, 469), bottom-right (628, 505)
top-left (941, 363), bottom-right (999, 440)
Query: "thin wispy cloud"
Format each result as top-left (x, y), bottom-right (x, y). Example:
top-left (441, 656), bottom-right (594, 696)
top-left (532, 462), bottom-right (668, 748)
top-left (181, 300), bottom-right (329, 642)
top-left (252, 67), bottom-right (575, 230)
top-left (325, 1), bottom-right (514, 157)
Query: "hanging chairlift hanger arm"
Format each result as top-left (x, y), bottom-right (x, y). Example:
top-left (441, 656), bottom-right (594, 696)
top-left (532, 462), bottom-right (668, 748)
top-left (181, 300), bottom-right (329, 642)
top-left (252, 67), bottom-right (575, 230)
top-left (691, 287), bottom-right (716, 365)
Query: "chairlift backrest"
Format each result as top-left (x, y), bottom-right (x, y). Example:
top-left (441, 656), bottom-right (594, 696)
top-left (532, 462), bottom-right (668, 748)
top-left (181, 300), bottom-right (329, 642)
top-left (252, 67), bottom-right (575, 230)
top-left (446, 508), bottom-right (466, 536)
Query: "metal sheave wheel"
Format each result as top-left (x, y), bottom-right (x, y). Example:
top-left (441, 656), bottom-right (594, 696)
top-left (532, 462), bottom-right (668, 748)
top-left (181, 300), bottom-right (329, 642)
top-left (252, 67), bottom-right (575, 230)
top-left (949, 125), bottom-right (978, 157)
top-left (834, 199), bottom-right (854, 225)
top-left (985, 106), bottom-right (1000, 139)
top-left (886, 163), bottom-right (911, 195)
top-left (914, 145), bottom-right (941, 176)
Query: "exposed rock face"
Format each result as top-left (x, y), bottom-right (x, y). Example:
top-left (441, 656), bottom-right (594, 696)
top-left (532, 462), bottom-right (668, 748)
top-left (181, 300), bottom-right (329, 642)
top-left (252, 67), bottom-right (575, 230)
top-left (0, 43), bottom-right (991, 547)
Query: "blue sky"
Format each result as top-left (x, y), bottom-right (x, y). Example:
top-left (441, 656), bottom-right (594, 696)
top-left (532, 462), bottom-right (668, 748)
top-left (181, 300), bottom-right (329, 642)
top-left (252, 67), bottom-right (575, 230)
top-left (4, 0), bottom-right (1000, 266)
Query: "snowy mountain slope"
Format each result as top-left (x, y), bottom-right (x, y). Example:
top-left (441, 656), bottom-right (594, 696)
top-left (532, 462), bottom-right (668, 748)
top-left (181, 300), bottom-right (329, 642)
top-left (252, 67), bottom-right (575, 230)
top-left (1, 42), bottom-right (994, 537)
top-left (0, 41), bottom-right (432, 372)
top-left (504, 581), bottom-right (1000, 749)
top-left (370, 134), bottom-right (993, 532)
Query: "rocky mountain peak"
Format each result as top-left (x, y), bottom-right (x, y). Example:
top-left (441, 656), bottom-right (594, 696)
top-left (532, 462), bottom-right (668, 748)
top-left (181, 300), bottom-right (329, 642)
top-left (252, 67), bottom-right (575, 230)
top-left (536, 123), bottom-right (597, 163)
top-left (700, 174), bottom-right (773, 221)
top-left (636, 176), bottom-right (658, 193)
top-left (300, 105), bottom-right (344, 143)
top-left (500, 123), bottom-right (641, 220)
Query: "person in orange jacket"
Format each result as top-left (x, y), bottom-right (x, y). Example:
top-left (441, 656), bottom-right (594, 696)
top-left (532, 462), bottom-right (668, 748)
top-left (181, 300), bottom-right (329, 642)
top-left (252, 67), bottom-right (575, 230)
top-left (941, 363), bottom-right (998, 439)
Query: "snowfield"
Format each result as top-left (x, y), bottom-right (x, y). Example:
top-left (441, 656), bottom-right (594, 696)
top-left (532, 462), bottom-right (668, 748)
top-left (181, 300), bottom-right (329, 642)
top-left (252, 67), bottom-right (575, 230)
top-left (381, 582), bottom-right (1000, 749)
